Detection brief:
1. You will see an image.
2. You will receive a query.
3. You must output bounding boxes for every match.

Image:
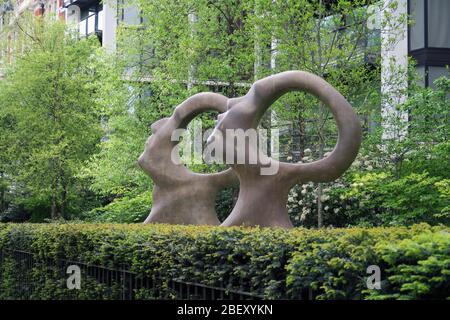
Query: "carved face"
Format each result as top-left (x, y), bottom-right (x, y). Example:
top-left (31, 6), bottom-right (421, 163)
top-left (150, 117), bottom-right (169, 134)
top-left (138, 92), bottom-right (231, 181)
top-left (137, 117), bottom-right (172, 178)
top-left (221, 96), bottom-right (259, 129)
top-left (207, 91), bottom-right (262, 165)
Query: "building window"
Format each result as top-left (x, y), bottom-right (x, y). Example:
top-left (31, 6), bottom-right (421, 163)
top-left (408, 0), bottom-right (450, 88)
top-left (79, 3), bottom-right (103, 38)
top-left (121, 3), bottom-right (142, 25)
top-left (78, 19), bottom-right (86, 36)
top-left (428, 0), bottom-right (450, 48)
top-left (98, 9), bottom-right (104, 31)
top-left (409, 0), bottom-right (425, 50)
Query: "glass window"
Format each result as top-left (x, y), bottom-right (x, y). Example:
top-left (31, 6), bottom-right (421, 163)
top-left (123, 6), bottom-right (141, 25)
top-left (367, 4), bottom-right (381, 31)
top-left (79, 19), bottom-right (86, 36)
top-left (368, 29), bottom-right (381, 48)
top-left (409, 0), bottom-right (425, 50)
top-left (428, 66), bottom-right (449, 88)
top-left (80, 9), bottom-right (89, 20)
top-left (98, 9), bottom-right (104, 31)
top-left (87, 15), bottom-right (96, 34)
top-left (428, 0), bottom-right (450, 48)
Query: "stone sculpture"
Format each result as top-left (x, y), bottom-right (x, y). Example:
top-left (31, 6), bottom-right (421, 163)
top-left (139, 71), bottom-right (361, 228)
top-left (208, 71), bottom-right (361, 228)
top-left (138, 92), bottom-right (238, 225)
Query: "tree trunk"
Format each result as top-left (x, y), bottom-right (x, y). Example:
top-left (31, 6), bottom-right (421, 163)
top-left (0, 189), bottom-right (4, 212)
top-left (0, 189), bottom-right (4, 213)
top-left (317, 101), bottom-right (325, 228)
top-left (51, 194), bottom-right (57, 219)
top-left (59, 167), bottom-right (67, 220)
top-left (0, 172), bottom-right (4, 212)
top-left (60, 184), bottom-right (67, 219)
top-left (316, 0), bottom-right (325, 228)
top-left (298, 111), bottom-right (306, 159)
top-left (317, 183), bottom-right (323, 228)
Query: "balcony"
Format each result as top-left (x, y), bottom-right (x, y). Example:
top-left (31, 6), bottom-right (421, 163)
top-left (64, 0), bottom-right (99, 9)
top-left (78, 10), bottom-right (103, 43)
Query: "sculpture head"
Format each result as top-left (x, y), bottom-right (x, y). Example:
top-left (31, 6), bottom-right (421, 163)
top-left (138, 92), bottom-right (232, 182)
top-left (138, 116), bottom-right (176, 181)
top-left (137, 92), bottom-right (239, 226)
top-left (208, 71), bottom-right (362, 182)
top-left (206, 92), bottom-right (265, 167)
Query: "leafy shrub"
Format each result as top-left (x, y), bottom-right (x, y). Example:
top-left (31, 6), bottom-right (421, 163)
top-left (0, 203), bottom-right (31, 222)
top-left (285, 225), bottom-right (448, 299)
top-left (86, 191), bottom-right (152, 223)
top-left (288, 169), bottom-right (450, 228)
top-left (0, 223), bottom-right (448, 300)
top-left (366, 230), bottom-right (450, 299)
top-left (344, 172), bottom-right (449, 226)
top-left (287, 154), bottom-right (388, 227)
top-left (215, 186), bottom-right (238, 222)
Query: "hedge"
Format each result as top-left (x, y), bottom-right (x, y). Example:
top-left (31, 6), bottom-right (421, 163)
top-left (0, 223), bottom-right (448, 300)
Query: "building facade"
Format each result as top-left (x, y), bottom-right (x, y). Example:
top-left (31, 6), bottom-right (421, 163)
top-left (62, 0), bottom-right (140, 52)
top-left (408, 0), bottom-right (450, 87)
top-left (1, 1), bottom-right (449, 88)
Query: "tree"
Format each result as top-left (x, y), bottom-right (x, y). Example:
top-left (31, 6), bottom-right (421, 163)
top-left (0, 16), bottom-right (105, 220)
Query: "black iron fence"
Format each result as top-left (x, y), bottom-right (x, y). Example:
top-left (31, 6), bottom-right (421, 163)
top-left (0, 249), bottom-right (314, 300)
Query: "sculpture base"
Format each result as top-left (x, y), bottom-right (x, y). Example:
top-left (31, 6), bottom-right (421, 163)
top-left (220, 178), bottom-right (294, 229)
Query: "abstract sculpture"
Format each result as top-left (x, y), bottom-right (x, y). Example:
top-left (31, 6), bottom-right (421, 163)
top-left (138, 92), bottom-right (238, 225)
top-left (139, 71), bottom-right (361, 228)
top-left (208, 71), bottom-right (361, 228)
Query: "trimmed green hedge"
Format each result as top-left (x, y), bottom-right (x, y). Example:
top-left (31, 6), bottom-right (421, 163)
top-left (0, 223), bottom-right (448, 300)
